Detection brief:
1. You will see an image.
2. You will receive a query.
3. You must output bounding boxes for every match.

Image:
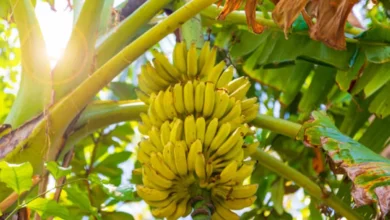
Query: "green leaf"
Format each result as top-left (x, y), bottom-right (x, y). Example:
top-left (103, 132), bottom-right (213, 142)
top-left (65, 186), bottom-right (93, 212)
top-left (27, 198), bottom-right (69, 219)
top-left (96, 151), bottom-right (131, 168)
top-left (110, 82), bottom-right (137, 100)
top-left (339, 96), bottom-right (372, 137)
top-left (368, 82), bottom-right (390, 118)
top-left (230, 30), bottom-right (266, 57)
top-left (45, 161), bottom-right (72, 180)
top-left (271, 178), bottom-right (284, 215)
top-left (297, 111), bottom-right (390, 215)
top-left (358, 23), bottom-right (390, 63)
top-left (0, 162), bottom-right (33, 194)
top-left (336, 50), bottom-right (365, 91)
top-left (359, 116), bottom-right (390, 153)
top-left (308, 199), bottom-right (322, 220)
top-left (350, 63), bottom-right (390, 98)
top-left (101, 211), bottom-right (134, 220)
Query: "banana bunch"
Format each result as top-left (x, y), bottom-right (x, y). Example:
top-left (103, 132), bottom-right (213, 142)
top-left (135, 42), bottom-right (259, 220)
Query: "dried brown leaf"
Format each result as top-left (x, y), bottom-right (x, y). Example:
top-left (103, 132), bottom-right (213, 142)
top-left (217, 0), bottom-right (244, 20)
top-left (309, 0), bottom-right (358, 50)
top-left (245, 0), bottom-right (264, 33)
top-left (272, 0), bottom-right (310, 36)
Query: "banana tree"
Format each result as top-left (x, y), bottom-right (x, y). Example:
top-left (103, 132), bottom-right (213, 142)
top-left (0, 0), bottom-right (389, 219)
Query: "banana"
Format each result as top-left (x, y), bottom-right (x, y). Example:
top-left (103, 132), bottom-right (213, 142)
top-left (228, 184), bottom-right (258, 199)
top-left (213, 200), bottom-right (240, 220)
top-left (200, 46), bottom-right (218, 77)
top-left (139, 139), bottom-right (158, 155)
top-left (163, 142), bottom-right (178, 174)
top-left (187, 42), bottom-right (198, 78)
top-left (216, 65), bottom-right (234, 88)
top-left (204, 118), bottom-right (219, 148)
top-left (223, 196), bottom-right (257, 210)
top-left (209, 122), bottom-right (231, 152)
top-left (215, 127), bottom-right (243, 156)
top-left (144, 164), bottom-right (173, 189)
top-left (138, 74), bottom-right (156, 95)
top-left (150, 152), bottom-right (177, 180)
top-left (219, 139), bottom-right (244, 161)
top-left (206, 161), bottom-right (213, 178)
top-left (160, 121), bottom-right (171, 146)
top-left (173, 83), bottom-right (185, 114)
top-left (137, 147), bottom-right (150, 163)
top-left (184, 81), bottom-right (195, 114)
top-left (211, 90), bottom-right (230, 119)
top-left (243, 141), bottom-right (259, 158)
top-left (227, 76), bottom-right (247, 93)
top-left (152, 49), bottom-right (181, 79)
top-left (203, 82), bottom-right (216, 117)
top-left (148, 94), bottom-right (163, 127)
top-left (174, 141), bottom-right (188, 176)
top-left (145, 194), bottom-right (175, 208)
top-left (233, 161), bottom-right (256, 183)
top-left (140, 112), bottom-right (152, 128)
top-left (173, 42), bottom-right (187, 75)
top-left (170, 118), bottom-right (183, 142)
top-left (187, 140), bottom-right (203, 171)
top-left (195, 81), bottom-right (205, 113)
top-left (241, 97), bottom-right (258, 111)
top-left (140, 65), bottom-right (163, 91)
top-left (219, 101), bottom-right (241, 125)
top-left (138, 123), bottom-right (149, 135)
top-left (198, 41), bottom-right (210, 72)
top-left (195, 153), bottom-right (206, 180)
top-left (136, 185), bottom-right (170, 201)
top-left (135, 88), bottom-right (150, 104)
top-left (184, 115), bottom-right (196, 145)
top-left (219, 160), bottom-right (237, 183)
top-left (151, 199), bottom-right (177, 218)
top-left (143, 173), bottom-right (167, 191)
top-left (196, 117), bottom-right (206, 143)
top-left (163, 86), bottom-right (178, 119)
top-left (155, 91), bottom-right (168, 121)
top-left (145, 61), bottom-right (170, 88)
top-left (207, 60), bottom-right (226, 84)
top-left (149, 126), bottom-right (164, 151)
top-left (242, 103), bottom-right (259, 122)
top-left (167, 196), bottom-right (190, 220)
top-left (211, 212), bottom-right (224, 220)
top-left (153, 58), bottom-right (177, 82)
top-left (230, 81), bottom-right (251, 100)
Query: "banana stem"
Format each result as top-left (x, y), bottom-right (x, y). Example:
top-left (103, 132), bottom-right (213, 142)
top-left (251, 115), bottom-right (302, 138)
top-left (191, 195), bottom-right (213, 220)
top-left (251, 150), bottom-right (363, 220)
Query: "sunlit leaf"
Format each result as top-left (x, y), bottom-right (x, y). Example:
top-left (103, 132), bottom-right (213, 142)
top-left (45, 161), bottom-right (72, 180)
top-left (101, 211), bottom-right (134, 220)
top-left (271, 178), bottom-right (284, 215)
top-left (0, 162), bottom-right (33, 194)
top-left (27, 198), bottom-right (69, 219)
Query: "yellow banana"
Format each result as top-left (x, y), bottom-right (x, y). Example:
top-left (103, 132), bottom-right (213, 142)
top-left (243, 103), bottom-right (259, 122)
top-left (170, 118), bottom-right (183, 142)
top-left (223, 196), bottom-right (257, 210)
top-left (167, 196), bottom-right (190, 220)
top-left (150, 152), bottom-right (177, 180)
top-left (206, 161), bottom-right (213, 179)
top-left (241, 97), bottom-right (258, 111)
top-left (145, 61), bottom-right (170, 88)
top-left (173, 41), bottom-right (187, 76)
top-left (139, 139), bottom-right (158, 155)
top-left (149, 126), bottom-right (164, 150)
top-left (138, 123), bottom-right (149, 135)
top-left (135, 88), bottom-right (150, 104)
top-left (155, 91), bottom-right (168, 122)
top-left (144, 164), bottom-right (173, 189)
top-left (204, 118), bottom-right (219, 148)
top-left (227, 76), bottom-right (248, 93)
top-left (143, 173), bottom-right (167, 191)
top-left (140, 65), bottom-right (163, 91)
top-left (152, 49), bottom-right (181, 79)
top-left (203, 82), bottom-right (216, 117)
top-left (220, 139), bottom-right (244, 161)
top-left (163, 142), bottom-right (178, 174)
top-left (184, 81), bottom-right (195, 114)
top-left (243, 141), bottom-right (259, 158)
top-left (210, 90), bottom-right (229, 119)
top-left (138, 74), bottom-right (156, 95)
top-left (148, 94), bottom-right (163, 127)
top-left (216, 65), bottom-right (234, 88)
top-left (195, 81), bottom-right (205, 113)
top-left (145, 194), bottom-right (174, 208)
top-left (136, 185), bottom-right (170, 201)
top-left (174, 141), bottom-right (188, 176)
top-left (215, 127), bottom-right (243, 156)
top-left (207, 60), bottom-right (226, 84)
top-left (213, 200), bottom-right (240, 220)
top-left (200, 46), bottom-right (217, 77)
top-left (160, 121), bottom-right (171, 146)
top-left (139, 112), bottom-right (152, 128)
top-left (196, 117), bottom-right (206, 143)
top-left (153, 58), bottom-right (177, 82)
top-left (219, 101), bottom-right (241, 125)
top-left (234, 161), bottom-right (256, 183)
top-left (151, 199), bottom-right (177, 218)
top-left (230, 81), bottom-right (251, 100)
top-left (187, 42), bottom-right (198, 78)
top-left (137, 147), bottom-right (150, 164)
top-left (187, 140), bottom-right (203, 172)
top-left (228, 184), bottom-right (258, 199)
top-left (163, 86), bottom-right (178, 119)
top-left (184, 115), bottom-right (196, 145)
top-left (198, 41), bottom-right (210, 72)
top-left (173, 83), bottom-right (185, 114)
top-left (195, 153), bottom-right (206, 180)
top-left (209, 122), bottom-right (231, 152)
top-left (219, 160), bottom-right (237, 183)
